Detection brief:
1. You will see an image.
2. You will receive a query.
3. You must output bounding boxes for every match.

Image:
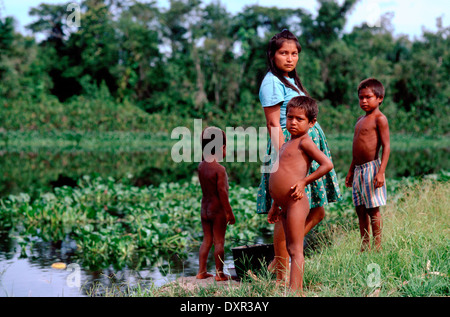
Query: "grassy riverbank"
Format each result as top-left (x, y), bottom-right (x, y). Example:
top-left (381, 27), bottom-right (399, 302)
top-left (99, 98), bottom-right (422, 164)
top-left (116, 178), bottom-right (449, 297)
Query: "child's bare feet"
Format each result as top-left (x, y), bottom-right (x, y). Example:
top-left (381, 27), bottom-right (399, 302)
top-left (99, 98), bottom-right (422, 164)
top-left (215, 272), bottom-right (232, 281)
top-left (196, 272), bottom-right (214, 279)
top-left (292, 290), bottom-right (306, 297)
top-left (268, 259), bottom-right (276, 273)
top-left (268, 259), bottom-right (289, 282)
top-left (275, 277), bottom-right (289, 287)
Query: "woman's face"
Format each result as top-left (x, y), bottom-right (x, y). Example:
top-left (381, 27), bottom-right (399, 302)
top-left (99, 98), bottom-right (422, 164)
top-left (273, 40), bottom-right (299, 77)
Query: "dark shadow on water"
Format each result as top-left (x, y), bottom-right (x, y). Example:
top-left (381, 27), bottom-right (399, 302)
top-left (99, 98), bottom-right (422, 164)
top-left (1, 147), bottom-right (448, 198)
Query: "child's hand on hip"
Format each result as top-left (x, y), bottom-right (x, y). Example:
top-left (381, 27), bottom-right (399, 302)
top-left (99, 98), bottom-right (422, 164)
top-left (291, 181), bottom-right (306, 200)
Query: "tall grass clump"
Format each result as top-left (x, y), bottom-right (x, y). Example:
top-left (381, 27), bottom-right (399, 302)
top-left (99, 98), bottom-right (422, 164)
top-left (304, 179), bottom-right (449, 297)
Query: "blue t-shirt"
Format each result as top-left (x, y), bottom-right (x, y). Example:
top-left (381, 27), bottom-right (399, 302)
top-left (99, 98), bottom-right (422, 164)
top-left (259, 72), bottom-right (305, 128)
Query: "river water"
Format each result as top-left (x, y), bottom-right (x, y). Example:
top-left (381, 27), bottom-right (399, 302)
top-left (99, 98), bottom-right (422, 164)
top-left (0, 236), bottom-right (238, 296)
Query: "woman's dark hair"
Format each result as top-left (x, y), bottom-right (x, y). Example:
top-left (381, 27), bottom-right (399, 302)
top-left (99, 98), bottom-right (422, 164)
top-left (267, 29), bottom-right (309, 97)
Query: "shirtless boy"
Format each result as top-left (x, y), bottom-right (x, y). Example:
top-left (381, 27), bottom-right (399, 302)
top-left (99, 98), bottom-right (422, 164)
top-left (197, 127), bottom-right (236, 281)
top-left (268, 96), bottom-right (333, 294)
top-left (345, 78), bottom-right (390, 252)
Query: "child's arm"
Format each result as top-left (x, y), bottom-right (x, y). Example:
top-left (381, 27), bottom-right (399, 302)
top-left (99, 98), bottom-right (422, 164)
top-left (346, 117), bottom-right (362, 188)
top-left (264, 104), bottom-right (285, 151)
top-left (291, 137), bottom-right (333, 200)
top-left (345, 160), bottom-right (355, 188)
top-left (217, 166), bottom-right (236, 225)
top-left (374, 115), bottom-right (390, 188)
top-left (267, 202), bottom-right (281, 224)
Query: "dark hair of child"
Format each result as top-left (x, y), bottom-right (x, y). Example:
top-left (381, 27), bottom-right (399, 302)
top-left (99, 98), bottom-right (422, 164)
top-left (286, 95), bottom-right (318, 122)
top-left (201, 127), bottom-right (226, 156)
top-left (358, 78), bottom-right (385, 102)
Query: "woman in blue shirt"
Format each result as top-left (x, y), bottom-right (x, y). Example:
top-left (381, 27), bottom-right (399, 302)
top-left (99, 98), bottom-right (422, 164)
top-left (257, 30), bottom-right (342, 282)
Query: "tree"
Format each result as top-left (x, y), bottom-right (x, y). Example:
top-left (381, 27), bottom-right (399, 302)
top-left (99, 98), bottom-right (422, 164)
top-left (25, 3), bottom-right (85, 101)
top-left (154, 0), bottom-right (202, 115)
top-left (116, 1), bottom-right (162, 101)
top-left (27, 3), bottom-right (68, 44)
top-left (0, 16), bottom-right (51, 99)
top-left (0, 16), bottom-right (15, 52)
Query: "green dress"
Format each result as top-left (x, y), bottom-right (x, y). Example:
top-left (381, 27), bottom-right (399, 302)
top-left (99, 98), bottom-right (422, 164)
top-left (256, 123), bottom-right (342, 214)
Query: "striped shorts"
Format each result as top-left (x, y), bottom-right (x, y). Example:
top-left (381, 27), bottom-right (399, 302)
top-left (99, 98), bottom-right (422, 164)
top-left (352, 159), bottom-right (387, 208)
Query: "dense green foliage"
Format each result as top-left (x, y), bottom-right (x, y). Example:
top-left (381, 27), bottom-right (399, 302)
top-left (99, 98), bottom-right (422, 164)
top-left (2, 174), bottom-right (448, 296)
top-left (0, 0), bottom-right (448, 134)
top-left (0, 175), bottom-right (266, 271)
top-left (0, 173), bottom-right (442, 274)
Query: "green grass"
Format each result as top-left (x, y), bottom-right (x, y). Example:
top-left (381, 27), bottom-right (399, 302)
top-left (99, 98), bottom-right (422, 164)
top-left (120, 178), bottom-right (449, 297)
top-left (305, 179), bottom-right (449, 297)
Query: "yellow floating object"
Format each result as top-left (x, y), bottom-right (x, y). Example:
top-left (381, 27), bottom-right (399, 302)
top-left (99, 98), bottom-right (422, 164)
top-left (51, 262), bottom-right (67, 270)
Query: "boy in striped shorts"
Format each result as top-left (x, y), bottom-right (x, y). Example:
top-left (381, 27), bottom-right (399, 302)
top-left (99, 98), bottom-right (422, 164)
top-left (345, 78), bottom-right (390, 252)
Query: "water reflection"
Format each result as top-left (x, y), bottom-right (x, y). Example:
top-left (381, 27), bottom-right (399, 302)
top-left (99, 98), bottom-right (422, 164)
top-left (0, 234), bottom-right (235, 296)
top-left (1, 147), bottom-right (448, 198)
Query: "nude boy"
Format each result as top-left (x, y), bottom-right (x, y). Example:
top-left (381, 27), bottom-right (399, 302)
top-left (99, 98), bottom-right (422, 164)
top-left (268, 96), bottom-right (333, 294)
top-left (197, 127), bottom-right (235, 281)
top-left (345, 78), bottom-right (390, 252)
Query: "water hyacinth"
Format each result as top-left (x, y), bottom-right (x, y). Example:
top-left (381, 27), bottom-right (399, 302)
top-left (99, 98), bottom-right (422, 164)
top-left (1, 173), bottom-right (447, 276)
top-left (0, 175), bottom-right (266, 271)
